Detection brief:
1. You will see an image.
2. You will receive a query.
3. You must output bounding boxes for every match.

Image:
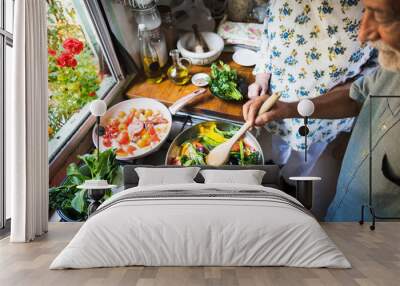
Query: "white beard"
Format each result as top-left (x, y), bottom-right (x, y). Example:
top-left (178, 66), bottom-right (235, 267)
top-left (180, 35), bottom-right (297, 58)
top-left (370, 41), bottom-right (400, 72)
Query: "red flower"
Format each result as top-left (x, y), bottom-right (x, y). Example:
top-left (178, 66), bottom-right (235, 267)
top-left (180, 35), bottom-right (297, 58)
top-left (56, 52), bottom-right (78, 68)
top-left (48, 48), bottom-right (57, 56)
top-left (63, 38), bottom-right (84, 55)
top-left (88, 91), bottom-right (96, 97)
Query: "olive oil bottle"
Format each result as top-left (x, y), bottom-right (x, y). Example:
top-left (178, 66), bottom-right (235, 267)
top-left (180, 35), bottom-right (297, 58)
top-left (138, 24), bottom-right (163, 83)
top-left (167, 49), bottom-right (191, 85)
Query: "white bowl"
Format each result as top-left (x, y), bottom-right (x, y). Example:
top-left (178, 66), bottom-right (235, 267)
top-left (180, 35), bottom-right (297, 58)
top-left (177, 32), bottom-right (224, 66)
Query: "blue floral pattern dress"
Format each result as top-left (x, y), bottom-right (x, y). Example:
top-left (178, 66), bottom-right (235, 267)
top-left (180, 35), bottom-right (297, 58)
top-left (254, 0), bottom-right (375, 151)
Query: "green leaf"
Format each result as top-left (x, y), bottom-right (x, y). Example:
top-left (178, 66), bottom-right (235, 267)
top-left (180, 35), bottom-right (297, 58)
top-left (71, 189), bottom-right (87, 214)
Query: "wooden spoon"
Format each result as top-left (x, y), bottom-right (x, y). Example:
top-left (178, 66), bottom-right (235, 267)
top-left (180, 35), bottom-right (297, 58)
top-left (206, 93), bottom-right (281, 166)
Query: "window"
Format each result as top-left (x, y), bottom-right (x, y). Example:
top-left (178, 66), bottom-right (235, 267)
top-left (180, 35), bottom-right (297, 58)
top-left (47, 0), bottom-right (124, 161)
top-left (1, 0), bottom-right (14, 230)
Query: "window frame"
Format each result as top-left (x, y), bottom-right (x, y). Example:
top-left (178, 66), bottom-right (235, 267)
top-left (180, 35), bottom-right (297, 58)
top-left (0, 0), bottom-right (13, 230)
top-left (48, 0), bottom-right (136, 175)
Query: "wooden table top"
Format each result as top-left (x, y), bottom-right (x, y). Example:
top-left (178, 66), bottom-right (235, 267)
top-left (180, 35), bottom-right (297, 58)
top-left (125, 53), bottom-right (254, 122)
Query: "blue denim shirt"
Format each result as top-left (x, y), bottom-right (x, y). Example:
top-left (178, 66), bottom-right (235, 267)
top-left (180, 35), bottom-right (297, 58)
top-left (326, 68), bottom-right (400, 221)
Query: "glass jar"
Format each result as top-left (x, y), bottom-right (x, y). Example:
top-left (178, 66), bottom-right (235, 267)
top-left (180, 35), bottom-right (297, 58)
top-left (158, 5), bottom-right (178, 53)
top-left (227, 0), bottom-right (254, 22)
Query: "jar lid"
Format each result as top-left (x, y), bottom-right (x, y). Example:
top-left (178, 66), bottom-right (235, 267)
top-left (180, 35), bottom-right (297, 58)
top-left (128, 0), bottom-right (156, 10)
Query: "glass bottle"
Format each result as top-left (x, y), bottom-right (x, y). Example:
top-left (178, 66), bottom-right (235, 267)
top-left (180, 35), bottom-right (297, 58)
top-left (138, 24), bottom-right (163, 83)
top-left (133, 4), bottom-right (168, 67)
top-left (167, 49), bottom-right (191, 85)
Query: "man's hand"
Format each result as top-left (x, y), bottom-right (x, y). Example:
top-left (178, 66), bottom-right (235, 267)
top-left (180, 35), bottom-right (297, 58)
top-left (247, 73), bottom-right (271, 99)
top-left (243, 95), bottom-right (296, 127)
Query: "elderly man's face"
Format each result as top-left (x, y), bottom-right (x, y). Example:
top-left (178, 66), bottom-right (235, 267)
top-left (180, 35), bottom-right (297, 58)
top-left (359, 0), bottom-right (400, 71)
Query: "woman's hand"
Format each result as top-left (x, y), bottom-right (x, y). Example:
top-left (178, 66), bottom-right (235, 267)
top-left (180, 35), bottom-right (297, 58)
top-left (243, 95), bottom-right (297, 127)
top-left (247, 73), bottom-right (271, 99)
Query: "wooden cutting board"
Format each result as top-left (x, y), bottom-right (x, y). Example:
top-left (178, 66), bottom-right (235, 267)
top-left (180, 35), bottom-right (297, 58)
top-left (125, 53), bottom-right (255, 122)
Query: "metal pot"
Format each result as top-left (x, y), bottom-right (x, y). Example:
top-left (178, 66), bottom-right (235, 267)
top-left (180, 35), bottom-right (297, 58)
top-left (165, 121), bottom-right (265, 165)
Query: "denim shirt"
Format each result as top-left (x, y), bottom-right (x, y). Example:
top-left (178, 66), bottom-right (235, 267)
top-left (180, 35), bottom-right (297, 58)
top-left (326, 68), bottom-right (400, 221)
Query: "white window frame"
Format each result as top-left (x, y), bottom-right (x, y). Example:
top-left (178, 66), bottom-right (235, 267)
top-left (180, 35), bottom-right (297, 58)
top-left (48, 0), bottom-right (136, 175)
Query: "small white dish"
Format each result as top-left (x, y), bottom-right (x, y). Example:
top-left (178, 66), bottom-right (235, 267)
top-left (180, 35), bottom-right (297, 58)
top-left (191, 73), bottom-right (210, 87)
top-left (232, 49), bottom-right (258, 67)
top-left (78, 179), bottom-right (116, 190)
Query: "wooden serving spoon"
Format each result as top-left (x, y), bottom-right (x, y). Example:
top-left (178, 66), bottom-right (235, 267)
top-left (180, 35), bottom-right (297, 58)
top-left (206, 93), bottom-right (281, 166)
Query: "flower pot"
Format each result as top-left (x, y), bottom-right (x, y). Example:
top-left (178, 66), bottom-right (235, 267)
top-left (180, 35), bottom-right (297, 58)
top-left (56, 208), bottom-right (85, 222)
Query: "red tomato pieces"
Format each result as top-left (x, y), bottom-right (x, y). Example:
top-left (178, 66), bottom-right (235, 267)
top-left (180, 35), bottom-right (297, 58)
top-left (117, 131), bottom-right (130, 145)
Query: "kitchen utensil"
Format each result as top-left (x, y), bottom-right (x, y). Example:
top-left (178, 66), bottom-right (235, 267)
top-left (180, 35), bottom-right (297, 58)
top-left (165, 121), bottom-right (264, 165)
top-left (206, 93), bottom-right (281, 166)
top-left (93, 90), bottom-right (207, 160)
top-left (192, 24), bottom-right (210, 53)
top-left (93, 98), bottom-right (172, 160)
top-left (232, 49), bottom-right (258, 66)
top-left (168, 88), bottom-right (207, 115)
top-left (191, 73), bottom-right (210, 87)
top-left (177, 32), bottom-right (224, 66)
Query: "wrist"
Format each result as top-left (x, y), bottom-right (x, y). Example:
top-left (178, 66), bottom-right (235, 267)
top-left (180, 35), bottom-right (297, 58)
top-left (255, 73), bottom-right (271, 90)
top-left (285, 102), bottom-right (299, 118)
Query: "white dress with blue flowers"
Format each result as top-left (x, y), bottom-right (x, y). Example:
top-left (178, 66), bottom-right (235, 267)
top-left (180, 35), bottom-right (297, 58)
top-left (254, 0), bottom-right (375, 151)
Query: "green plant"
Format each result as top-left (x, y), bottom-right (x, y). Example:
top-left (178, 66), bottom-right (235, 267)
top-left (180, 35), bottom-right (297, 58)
top-left (209, 61), bottom-right (243, 101)
top-left (49, 149), bottom-right (122, 219)
top-left (47, 0), bottom-right (101, 138)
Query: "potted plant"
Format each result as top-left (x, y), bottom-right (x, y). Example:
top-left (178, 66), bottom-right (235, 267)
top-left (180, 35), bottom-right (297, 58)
top-left (49, 148), bottom-right (121, 221)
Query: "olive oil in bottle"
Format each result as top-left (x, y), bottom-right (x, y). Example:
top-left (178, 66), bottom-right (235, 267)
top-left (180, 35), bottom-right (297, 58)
top-left (167, 49), bottom-right (191, 85)
top-left (138, 24), bottom-right (163, 83)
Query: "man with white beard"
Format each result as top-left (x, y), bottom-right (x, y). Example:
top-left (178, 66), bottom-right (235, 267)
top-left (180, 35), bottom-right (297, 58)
top-left (244, 0), bottom-right (400, 221)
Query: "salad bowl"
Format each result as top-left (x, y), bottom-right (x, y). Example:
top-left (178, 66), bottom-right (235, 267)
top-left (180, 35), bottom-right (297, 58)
top-left (166, 121), bottom-right (265, 166)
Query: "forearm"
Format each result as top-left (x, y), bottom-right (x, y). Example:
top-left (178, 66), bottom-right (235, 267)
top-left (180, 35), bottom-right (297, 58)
top-left (311, 89), bottom-right (362, 118)
top-left (284, 89), bottom-right (362, 119)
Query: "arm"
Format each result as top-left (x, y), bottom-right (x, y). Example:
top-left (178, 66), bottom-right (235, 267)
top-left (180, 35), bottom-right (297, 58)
top-left (243, 84), bottom-right (362, 126)
top-left (248, 17), bottom-right (272, 99)
top-left (248, 73), bottom-right (271, 99)
top-left (308, 88), bottom-right (362, 119)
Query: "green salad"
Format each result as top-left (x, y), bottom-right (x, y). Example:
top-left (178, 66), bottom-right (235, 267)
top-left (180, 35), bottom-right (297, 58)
top-left (169, 122), bottom-right (261, 166)
top-left (209, 61), bottom-right (247, 101)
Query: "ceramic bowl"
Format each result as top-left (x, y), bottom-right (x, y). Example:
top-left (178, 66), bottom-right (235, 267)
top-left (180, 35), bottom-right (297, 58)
top-left (177, 32), bottom-right (224, 66)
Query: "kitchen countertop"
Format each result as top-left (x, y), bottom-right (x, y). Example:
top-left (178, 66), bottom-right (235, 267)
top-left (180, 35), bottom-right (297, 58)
top-left (126, 53), bottom-right (254, 123)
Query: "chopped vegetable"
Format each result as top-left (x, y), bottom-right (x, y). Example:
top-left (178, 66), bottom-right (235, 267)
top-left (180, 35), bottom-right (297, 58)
top-left (209, 61), bottom-right (244, 101)
top-left (102, 107), bottom-right (169, 157)
top-left (171, 122), bottom-right (261, 166)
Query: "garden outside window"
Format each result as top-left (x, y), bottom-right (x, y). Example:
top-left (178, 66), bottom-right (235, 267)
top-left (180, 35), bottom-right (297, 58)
top-left (47, 0), bottom-right (124, 161)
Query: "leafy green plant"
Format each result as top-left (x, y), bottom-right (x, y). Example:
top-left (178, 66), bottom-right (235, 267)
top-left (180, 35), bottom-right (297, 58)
top-left (49, 149), bottom-right (122, 220)
top-left (209, 61), bottom-right (244, 101)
